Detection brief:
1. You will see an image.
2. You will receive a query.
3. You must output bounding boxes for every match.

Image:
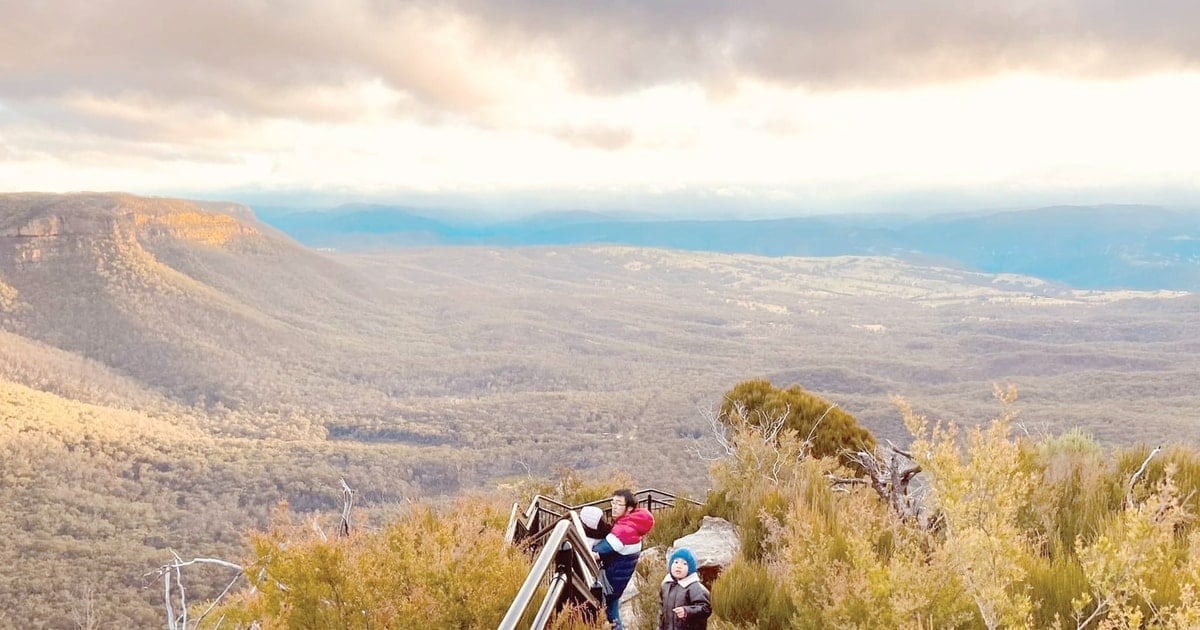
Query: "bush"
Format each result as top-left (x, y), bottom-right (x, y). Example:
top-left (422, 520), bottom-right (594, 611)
top-left (512, 466), bottom-right (637, 508)
top-left (719, 379), bottom-right (877, 462)
top-left (211, 496), bottom-right (532, 629)
top-left (711, 559), bottom-right (794, 630)
top-left (644, 496), bottom-right (707, 550)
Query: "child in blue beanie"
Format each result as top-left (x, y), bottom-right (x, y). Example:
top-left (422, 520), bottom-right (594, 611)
top-left (658, 547), bottom-right (711, 630)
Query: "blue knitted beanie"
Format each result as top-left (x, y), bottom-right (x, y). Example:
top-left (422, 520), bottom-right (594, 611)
top-left (668, 547), bottom-right (697, 575)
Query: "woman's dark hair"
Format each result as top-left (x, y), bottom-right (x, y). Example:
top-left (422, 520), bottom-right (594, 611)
top-left (612, 488), bottom-right (638, 512)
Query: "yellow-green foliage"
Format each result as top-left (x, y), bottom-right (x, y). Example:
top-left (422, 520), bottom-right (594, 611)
top-left (719, 379), bottom-right (877, 462)
top-left (706, 414), bottom-right (812, 560)
top-left (705, 387), bottom-right (1200, 630)
top-left (1118, 444), bottom-right (1200, 512)
top-left (1073, 466), bottom-right (1200, 628)
top-left (194, 388), bottom-right (1200, 630)
top-left (903, 387), bottom-right (1035, 629)
top-left (631, 549), bottom-right (668, 630)
top-left (763, 456), bottom-right (976, 629)
top-left (546, 603), bottom-right (600, 630)
top-left (711, 559), bottom-right (795, 630)
top-left (644, 496), bottom-right (707, 550)
top-left (211, 496), bottom-right (531, 629)
top-left (1025, 428), bottom-right (1123, 556)
top-left (1021, 549), bottom-right (1090, 628)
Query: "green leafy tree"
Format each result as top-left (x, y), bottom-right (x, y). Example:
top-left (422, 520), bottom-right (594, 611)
top-left (719, 379), bottom-right (876, 461)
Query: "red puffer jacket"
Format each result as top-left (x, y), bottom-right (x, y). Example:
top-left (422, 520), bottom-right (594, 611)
top-left (608, 507), bottom-right (655, 551)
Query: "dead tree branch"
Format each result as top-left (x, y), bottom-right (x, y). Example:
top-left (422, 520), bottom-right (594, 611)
top-left (1126, 445), bottom-right (1163, 506)
top-left (339, 478), bottom-right (355, 537)
top-left (689, 401), bottom-right (804, 483)
top-left (148, 554), bottom-right (244, 630)
top-left (65, 581), bottom-right (100, 630)
top-left (830, 444), bottom-right (925, 523)
top-left (687, 404), bottom-right (736, 461)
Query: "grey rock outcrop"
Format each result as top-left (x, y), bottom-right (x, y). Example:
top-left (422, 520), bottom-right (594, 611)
top-left (669, 516), bottom-right (740, 581)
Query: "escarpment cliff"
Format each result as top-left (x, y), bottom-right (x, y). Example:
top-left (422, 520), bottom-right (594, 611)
top-left (0, 192), bottom-right (389, 411)
top-left (0, 193), bottom-right (262, 267)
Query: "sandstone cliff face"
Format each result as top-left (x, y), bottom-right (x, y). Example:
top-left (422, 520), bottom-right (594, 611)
top-left (0, 193), bottom-right (262, 267)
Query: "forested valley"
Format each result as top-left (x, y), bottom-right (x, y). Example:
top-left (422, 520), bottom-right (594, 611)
top-left (2, 194), bottom-right (1199, 627)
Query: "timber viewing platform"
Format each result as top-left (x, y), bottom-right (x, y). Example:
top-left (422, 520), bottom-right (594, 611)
top-left (498, 489), bottom-right (700, 630)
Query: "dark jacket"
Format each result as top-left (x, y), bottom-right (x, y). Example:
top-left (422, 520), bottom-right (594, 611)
top-left (592, 507), bottom-right (654, 598)
top-left (593, 543), bottom-right (640, 598)
top-left (657, 573), bottom-right (711, 630)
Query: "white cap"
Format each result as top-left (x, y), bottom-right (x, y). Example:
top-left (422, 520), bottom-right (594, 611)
top-left (580, 505), bottom-right (603, 528)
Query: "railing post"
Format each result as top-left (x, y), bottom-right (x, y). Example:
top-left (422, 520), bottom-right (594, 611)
top-left (503, 502), bottom-right (520, 546)
top-left (528, 542), bottom-right (576, 630)
top-left (498, 520), bottom-right (572, 630)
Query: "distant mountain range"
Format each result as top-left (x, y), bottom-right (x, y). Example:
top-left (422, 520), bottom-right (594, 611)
top-left (264, 204), bottom-right (1200, 291)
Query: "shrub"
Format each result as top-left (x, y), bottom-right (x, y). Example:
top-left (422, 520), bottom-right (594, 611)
top-left (631, 549), bottom-right (668, 630)
top-left (711, 559), bottom-right (794, 630)
top-left (512, 466), bottom-right (638, 508)
top-left (719, 379), bottom-right (877, 462)
top-left (644, 496), bottom-right (707, 550)
top-left (210, 496), bottom-right (531, 629)
top-left (1024, 428), bottom-right (1122, 556)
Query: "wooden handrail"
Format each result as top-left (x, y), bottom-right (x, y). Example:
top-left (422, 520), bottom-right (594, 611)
top-left (513, 489), bottom-right (702, 547)
top-left (498, 488), bottom-right (704, 628)
top-left (497, 519), bottom-right (604, 630)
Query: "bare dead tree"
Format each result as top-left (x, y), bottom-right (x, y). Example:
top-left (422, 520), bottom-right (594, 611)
top-left (688, 404), bottom-right (736, 461)
top-left (65, 582), bottom-right (100, 630)
top-left (689, 401), bottom-right (792, 460)
top-left (1126, 445), bottom-right (1163, 505)
top-left (828, 440), bottom-right (926, 523)
top-left (148, 553), bottom-right (243, 630)
top-left (689, 401), bottom-right (818, 484)
top-left (339, 478), bottom-right (355, 538)
top-left (514, 459), bottom-right (533, 479)
top-left (806, 403), bottom-right (837, 445)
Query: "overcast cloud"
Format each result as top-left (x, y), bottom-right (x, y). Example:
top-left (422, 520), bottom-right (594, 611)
top-left (2, 0), bottom-right (1199, 213)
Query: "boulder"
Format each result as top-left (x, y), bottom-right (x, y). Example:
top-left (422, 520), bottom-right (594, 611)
top-left (619, 572), bottom-right (641, 626)
top-left (669, 516), bottom-right (740, 582)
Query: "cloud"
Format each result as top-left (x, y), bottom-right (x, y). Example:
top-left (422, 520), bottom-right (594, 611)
top-left (0, 1), bottom-right (530, 124)
top-left (2, 0), bottom-right (1199, 207)
top-left (459, 0), bottom-right (1200, 92)
top-left (551, 126), bottom-right (636, 151)
top-left (3, 0), bottom-right (1198, 127)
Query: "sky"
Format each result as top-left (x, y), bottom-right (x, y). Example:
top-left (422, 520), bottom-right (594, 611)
top-left (2, 0), bottom-right (1200, 217)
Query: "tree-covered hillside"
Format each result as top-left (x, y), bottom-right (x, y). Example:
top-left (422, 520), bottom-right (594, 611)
top-left (0, 380), bottom-right (467, 627)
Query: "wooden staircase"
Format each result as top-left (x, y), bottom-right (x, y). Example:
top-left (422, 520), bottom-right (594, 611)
top-left (497, 489), bottom-right (700, 630)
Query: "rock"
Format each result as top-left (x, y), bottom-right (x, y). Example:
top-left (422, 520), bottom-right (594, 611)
top-left (619, 572), bottom-right (640, 626)
top-left (669, 516), bottom-right (740, 581)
